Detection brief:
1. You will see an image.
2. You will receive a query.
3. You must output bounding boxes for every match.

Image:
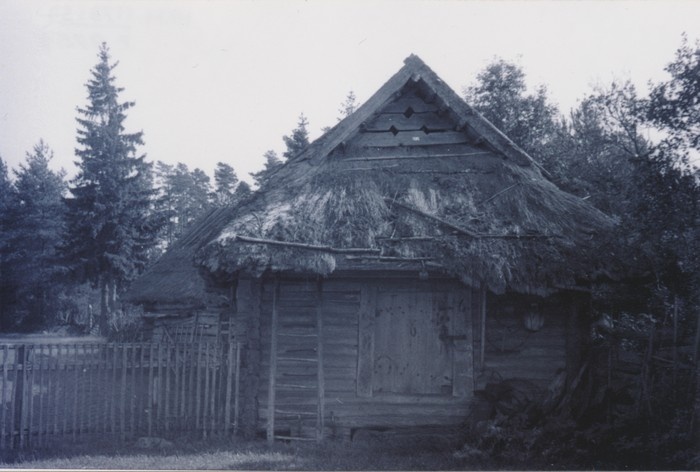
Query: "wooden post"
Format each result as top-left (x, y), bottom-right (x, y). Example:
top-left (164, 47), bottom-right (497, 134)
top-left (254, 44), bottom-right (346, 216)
top-left (129, 344), bottom-right (136, 435)
top-left (73, 344), bottom-right (80, 441)
top-left (1, 345), bottom-right (8, 448)
top-left (210, 343), bottom-right (218, 435)
top-left (672, 295), bottom-right (678, 396)
top-left (121, 344), bottom-right (127, 441)
top-left (234, 342), bottom-right (241, 435)
top-left (165, 344), bottom-right (171, 432)
top-left (180, 342), bottom-right (187, 424)
top-left (172, 343), bottom-right (178, 430)
top-left (157, 343), bottom-right (164, 429)
top-left (27, 345), bottom-right (35, 447)
top-left (148, 343), bottom-right (154, 437)
top-left (37, 345), bottom-right (44, 446)
top-left (357, 285), bottom-right (377, 397)
top-left (267, 277), bottom-right (280, 444)
top-left (52, 345), bottom-right (58, 437)
top-left (316, 278), bottom-right (325, 441)
top-left (101, 345), bottom-right (107, 434)
top-left (14, 345), bottom-right (26, 449)
top-left (195, 341), bottom-right (202, 431)
top-left (479, 284), bottom-right (487, 371)
top-left (203, 343), bottom-right (210, 439)
top-left (62, 345), bottom-right (68, 436)
top-left (452, 288), bottom-right (474, 397)
top-left (224, 342), bottom-right (233, 435)
top-left (111, 344), bottom-right (118, 434)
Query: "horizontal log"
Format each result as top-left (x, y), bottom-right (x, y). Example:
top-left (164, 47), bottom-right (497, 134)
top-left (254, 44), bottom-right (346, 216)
top-left (364, 112), bottom-right (454, 132)
top-left (235, 234), bottom-right (380, 255)
top-left (380, 96), bottom-right (439, 114)
top-left (352, 130), bottom-right (470, 148)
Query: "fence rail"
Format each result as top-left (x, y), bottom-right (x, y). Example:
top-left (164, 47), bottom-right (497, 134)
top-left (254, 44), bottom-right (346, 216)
top-left (0, 341), bottom-right (241, 449)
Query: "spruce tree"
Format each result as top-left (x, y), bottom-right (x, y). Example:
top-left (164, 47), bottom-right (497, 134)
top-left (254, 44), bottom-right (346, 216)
top-left (63, 43), bottom-right (159, 334)
top-left (0, 156), bottom-right (15, 328)
top-left (282, 113), bottom-right (310, 159)
top-left (8, 141), bottom-right (67, 327)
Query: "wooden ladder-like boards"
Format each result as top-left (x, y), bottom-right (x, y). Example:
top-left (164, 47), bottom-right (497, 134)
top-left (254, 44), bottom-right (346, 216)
top-left (267, 279), bottom-right (325, 443)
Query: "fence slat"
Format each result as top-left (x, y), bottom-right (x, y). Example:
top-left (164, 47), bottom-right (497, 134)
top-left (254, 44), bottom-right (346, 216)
top-left (62, 345), bottom-right (68, 437)
top-left (1, 345), bottom-right (7, 448)
top-left (0, 339), bottom-right (238, 450)
top-left (195, 342), bottom-right (202, 431)
top-left (165, 344), bottom-right (171, 432)
top-left (73, 344), bottom-right (80, 440)
top-left (17, 345), bottom-right (26, 448)
top-left (234, 342), bottom-right (241, 435)
top-left (210, 343), bottom-right (217, 434)
top-left (148, 344), bottom-right (154, 437)
top-left (52, 346), bottom-right (58, 437)
top-left (203, 343), bottom-right (210, 438)
top-left (180, 343), bottom-right (186, 429)
top-left (110, 344), bottom-right (117, 434)
top-left (130, 344), bottom-right (136, 435)
top-left (37, 345), bottom-right (44, 447)
top-left (224, 342), bottom-right (233, 435)
top-left (121, 344), bottom-right (127, 441)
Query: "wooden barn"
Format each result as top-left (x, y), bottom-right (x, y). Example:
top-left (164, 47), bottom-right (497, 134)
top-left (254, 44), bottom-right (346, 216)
top-left (126, 55), bottom-right (612, 441)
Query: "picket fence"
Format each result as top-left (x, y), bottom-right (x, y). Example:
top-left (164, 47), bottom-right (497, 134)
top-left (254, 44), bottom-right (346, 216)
top-left (0, 341), bottom-right (241, 449)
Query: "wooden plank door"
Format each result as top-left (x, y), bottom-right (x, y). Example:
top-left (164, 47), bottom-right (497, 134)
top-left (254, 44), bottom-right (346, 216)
top-left (372, 286), bottom-right (454, 395)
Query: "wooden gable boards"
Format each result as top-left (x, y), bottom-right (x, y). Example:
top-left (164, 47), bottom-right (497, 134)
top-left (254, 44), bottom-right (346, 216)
top-left (292, 54), bottom-right (535, 168)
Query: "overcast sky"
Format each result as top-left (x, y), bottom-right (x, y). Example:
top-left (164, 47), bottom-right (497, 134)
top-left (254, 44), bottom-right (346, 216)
top-left (1, 0), bottom-right (699, 183)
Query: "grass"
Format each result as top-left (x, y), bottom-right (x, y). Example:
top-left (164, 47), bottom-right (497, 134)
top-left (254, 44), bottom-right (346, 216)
top-left (0, 433), bottom-right (496, 470)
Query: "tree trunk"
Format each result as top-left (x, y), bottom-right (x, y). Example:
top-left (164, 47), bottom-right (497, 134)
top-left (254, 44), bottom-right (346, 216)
top-left (99, 276), bottom-right (112, 335)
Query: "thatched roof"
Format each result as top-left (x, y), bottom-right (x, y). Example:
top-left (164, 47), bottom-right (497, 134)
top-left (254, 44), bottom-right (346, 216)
top-left (129, 55), bottom-right (613, 304)
top-left (124, 205), bottom-right (241, 307)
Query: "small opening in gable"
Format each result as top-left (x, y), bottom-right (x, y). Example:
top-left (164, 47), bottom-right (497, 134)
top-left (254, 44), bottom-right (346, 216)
top-left (403, 107), bottom-right (415, 118)
top-left (389, 125), bottom-right (399, 136)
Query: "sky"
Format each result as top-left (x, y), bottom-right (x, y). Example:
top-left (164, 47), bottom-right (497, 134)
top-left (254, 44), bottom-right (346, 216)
top-left (1, 0), bottom-right (699, 184)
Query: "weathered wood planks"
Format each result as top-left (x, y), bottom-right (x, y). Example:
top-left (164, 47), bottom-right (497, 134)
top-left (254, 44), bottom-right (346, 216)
top-left (0, 340), bottom-right (241, 450)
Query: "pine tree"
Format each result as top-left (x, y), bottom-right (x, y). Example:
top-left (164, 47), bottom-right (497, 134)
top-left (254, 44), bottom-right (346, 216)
top-left (251, 150), bottom-right (283, 188)
top-left (338, 91), bottom-right (359, 120)
top-left (63, 43), bottom-right (159, 334)
top-left (156, 163), bottom-right (212, 244)
top-left (213, 162), bottom-right (238, 206)
top-left (7, 141), bottom-right (67, 327)
top-left (282, 113), bottom-right (310, 159)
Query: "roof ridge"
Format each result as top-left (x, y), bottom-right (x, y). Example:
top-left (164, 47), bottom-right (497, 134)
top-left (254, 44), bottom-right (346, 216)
top-left (286, 54), bottom-right (538, 170)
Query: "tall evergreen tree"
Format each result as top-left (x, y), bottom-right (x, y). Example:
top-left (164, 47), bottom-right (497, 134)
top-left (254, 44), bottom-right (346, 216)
top-left (62, 43), bottom-right (159, 333)
top-left (7, 141), bottom-right (67, 328)
top-left (282, 113), bottom-right (310, 159)
top-left (156, 163), bottom-right (212, 244)
top-left (251, 150), bottom-right (283, 188)
top-left (0, 156), bottom-right (15, 328)
top-left (338, 91), bottom-right (359, 120)
top-left (213, 162), bottom-right (238, 206)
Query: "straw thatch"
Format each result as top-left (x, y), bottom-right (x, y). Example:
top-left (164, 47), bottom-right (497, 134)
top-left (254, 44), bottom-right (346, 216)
top-left (125, 205), bottom-right (242, 306)
top-left (129, 55), bottom-right (613, 304)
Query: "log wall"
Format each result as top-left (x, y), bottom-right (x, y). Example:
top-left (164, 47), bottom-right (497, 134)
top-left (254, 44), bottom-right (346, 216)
top-left (474, 292), bottom-right (569, 391)
top-left (254, 275), bottom-right (474, 437)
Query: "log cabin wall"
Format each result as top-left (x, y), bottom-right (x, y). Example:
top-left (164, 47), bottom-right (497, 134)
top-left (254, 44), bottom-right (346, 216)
top-left (252, 274), bottom-right (474, 438)
top-left (474, 292), bottom-right (569, 391)
top-left (232, 278), bottom-right (263, 437)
